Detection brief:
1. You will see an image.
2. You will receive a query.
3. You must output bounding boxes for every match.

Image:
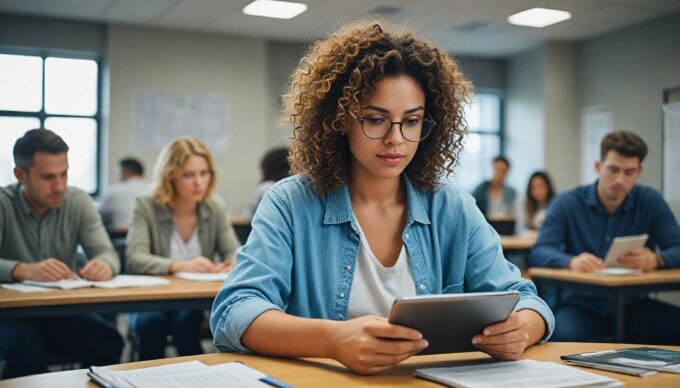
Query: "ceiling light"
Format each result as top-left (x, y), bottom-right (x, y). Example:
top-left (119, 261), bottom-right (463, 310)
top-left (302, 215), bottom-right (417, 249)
top-left (243, 0), bottom-right (308, 20)
top-left (507, 8), bottom-right (571, 28)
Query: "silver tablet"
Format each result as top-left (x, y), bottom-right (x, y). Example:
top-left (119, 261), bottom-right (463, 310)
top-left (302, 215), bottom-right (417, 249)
top-left (603, 234), bottom-right (648, 268)
top-left (388, 291), bottom-right (520, 355)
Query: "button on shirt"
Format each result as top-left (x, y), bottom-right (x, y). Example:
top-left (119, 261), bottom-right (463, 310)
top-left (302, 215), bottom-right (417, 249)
top-left (529, 182), bottom-right (680, 315)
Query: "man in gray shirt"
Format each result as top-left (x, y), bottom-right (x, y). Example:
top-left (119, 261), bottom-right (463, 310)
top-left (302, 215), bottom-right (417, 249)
top-left (0, 129), bottom-right (123, 379)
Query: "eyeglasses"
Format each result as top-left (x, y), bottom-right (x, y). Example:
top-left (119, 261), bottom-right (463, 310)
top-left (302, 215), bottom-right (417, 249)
top-left (357, 114), bottom-right (435, 142)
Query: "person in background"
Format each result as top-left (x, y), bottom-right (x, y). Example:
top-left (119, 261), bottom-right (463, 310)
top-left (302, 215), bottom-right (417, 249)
top-left (472, 156), bottom-right (517, 219)
top-left (248, 147), bottom-right (290, 217)
top-left (516, 171), bottom-right (555, 234)
top-left (126, 136), bottom-right (241, 360)
top-left (529, 130), bottom-right (680, 344)
top-left (98, 157), bottom-right (149, 231)
top-left (0, 128), bottom-right (122, 379)
top-left (211, 19), bottom-right (553, 376)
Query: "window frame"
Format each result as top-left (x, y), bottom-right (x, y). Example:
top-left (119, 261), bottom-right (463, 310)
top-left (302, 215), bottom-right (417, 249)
top-left (0, 47), bottom-right (103, 195)
top-left (467, 87), bottom-right (504, 153)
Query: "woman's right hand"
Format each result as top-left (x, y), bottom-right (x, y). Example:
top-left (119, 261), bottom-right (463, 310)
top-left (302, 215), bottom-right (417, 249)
top-left (328, 315), bottom-right (428, 375)
top-left (169, 256), bottom-right (217, 273)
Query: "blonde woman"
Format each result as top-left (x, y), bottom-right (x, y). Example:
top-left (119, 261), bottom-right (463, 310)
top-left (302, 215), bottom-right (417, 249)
top-left (126, 136), bottom-right (240, 360)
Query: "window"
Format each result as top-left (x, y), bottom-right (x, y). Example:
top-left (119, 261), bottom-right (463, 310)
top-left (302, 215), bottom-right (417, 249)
top-left (451, 91), bottom-right (503, 192)
top-left (0, 52), bottom-right (100, 194)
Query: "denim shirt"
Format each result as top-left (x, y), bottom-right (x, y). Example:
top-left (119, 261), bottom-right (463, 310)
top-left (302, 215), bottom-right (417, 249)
top-left (210, 175), bottom-right (554, 353)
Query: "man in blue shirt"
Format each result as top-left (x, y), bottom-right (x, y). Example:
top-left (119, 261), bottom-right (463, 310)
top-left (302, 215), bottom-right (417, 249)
top-left (529, 130), bottom-right (680, 344)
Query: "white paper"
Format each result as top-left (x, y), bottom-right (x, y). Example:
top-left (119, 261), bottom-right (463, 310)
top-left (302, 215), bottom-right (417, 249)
top-left (23, 278), bottom-right (93, 290)
top-left (663, 102), bottom-right (680, 203)
top-left (1, 283), bottom-right (52, 292)
top-left (92, 275), bottom-right (170, 289)
top-left (598, 268), bottom-right (643, 276)
top-left (581, 106), bottom-right (613, 184)
top-left (416, 359), bottom-right (622, 388)
top-left (174, 272), bottom-right (229, 282)
top-left (22, 275), bottom-right (170, 290)
top-left (134, 92), bottom-right (229, 152)
top-left (90, 361), bottom-right (270, 388)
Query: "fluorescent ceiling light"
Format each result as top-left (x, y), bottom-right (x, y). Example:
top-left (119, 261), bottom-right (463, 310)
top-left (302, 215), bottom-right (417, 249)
top-left (507, 8), bottom-right (571, 28)
top-left (243, 0), bottom-right (308, 19)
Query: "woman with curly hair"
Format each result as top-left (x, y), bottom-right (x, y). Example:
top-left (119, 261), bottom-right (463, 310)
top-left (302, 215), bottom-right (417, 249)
top-left (211, 20), bottom-right (553, 375)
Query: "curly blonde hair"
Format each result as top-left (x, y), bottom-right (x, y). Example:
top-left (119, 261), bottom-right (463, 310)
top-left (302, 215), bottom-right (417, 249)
top-left (151, 137), bottom-right (217, 208)
top-left (285, 19), bottom-right (471, 194)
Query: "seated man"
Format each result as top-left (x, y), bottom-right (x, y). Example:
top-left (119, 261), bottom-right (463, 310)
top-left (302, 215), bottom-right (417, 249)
top-left (529, 130), bottom-right (680, 344)
top-left (98, 157), bottom-right (148, 232)
top-left (472, 156), bottom-right (517, 219)
top-left (0, 129), bottom-right (123, 379)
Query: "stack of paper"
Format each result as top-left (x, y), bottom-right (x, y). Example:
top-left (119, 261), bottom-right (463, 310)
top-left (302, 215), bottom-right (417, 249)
top-left (174, 272), bottom-right (229, 282)
top-left (0, 275), bottom-right (171, 292)
top-left (415, 359), bottom-right (622, 387)
top-left (88, 360), bottom-right (287, 388)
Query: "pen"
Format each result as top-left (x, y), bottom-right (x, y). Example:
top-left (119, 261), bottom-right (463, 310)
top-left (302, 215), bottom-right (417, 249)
top-left (260, 375), bottom-right (293, 388)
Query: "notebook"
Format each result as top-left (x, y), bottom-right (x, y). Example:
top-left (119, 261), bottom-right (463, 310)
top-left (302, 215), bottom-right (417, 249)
top-left (173, 272), bottom-right (230, 282)
top-left (561, 347), bottom-right (680, 376)
top-left (88, 360), bottom-right (292, 388)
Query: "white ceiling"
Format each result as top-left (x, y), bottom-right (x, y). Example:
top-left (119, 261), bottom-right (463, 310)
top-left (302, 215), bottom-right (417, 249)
top-left (1, 0), bottom-right (679, 57)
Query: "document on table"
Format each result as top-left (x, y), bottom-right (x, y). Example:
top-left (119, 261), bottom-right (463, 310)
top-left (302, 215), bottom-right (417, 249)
top-left (22, 275), bottom-right (170, 290)
top-left (1, 283), bottom-right (53, 293)
top-left (89, 361), bottom-right (281, 388)
top-left (415, 359), bottom-right (622, 387)
top-left (174, 272), bottom-right (229, 282)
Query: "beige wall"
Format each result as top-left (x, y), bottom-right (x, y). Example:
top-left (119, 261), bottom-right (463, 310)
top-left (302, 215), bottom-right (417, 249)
top-left (107, 26), bottom-right (269, 215)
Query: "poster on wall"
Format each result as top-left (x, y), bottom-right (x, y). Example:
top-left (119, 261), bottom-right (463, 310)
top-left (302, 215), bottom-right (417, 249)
top-left (580, 106), bottom-right (613, 184)
top-left (663, 102), bottom-right (680, 203)
top-left (133, 92), bottom-right (230, 151)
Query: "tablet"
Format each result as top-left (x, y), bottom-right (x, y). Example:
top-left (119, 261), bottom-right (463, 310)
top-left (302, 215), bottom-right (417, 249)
top-left (388, 291), bottom-right (520, 355)
top-left (603, 234), bottom-right (648, 268)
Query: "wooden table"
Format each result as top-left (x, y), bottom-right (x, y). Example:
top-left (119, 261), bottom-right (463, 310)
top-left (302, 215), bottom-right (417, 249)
top-left (528, 268), bottom-right (680, 342)
top-left (2, 343), bottom-right (678, 387)
top-left (500, 234), bottom-right (537, 250)
top-left (0, 276), bottom-right (222, 319)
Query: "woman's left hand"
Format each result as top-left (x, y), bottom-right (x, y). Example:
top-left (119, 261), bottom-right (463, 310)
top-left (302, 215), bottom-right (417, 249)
top-left (471, 310), bottom-right (544, 360)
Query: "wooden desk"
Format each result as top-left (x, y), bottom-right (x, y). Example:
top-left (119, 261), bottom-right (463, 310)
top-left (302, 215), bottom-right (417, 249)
top-left (528, 268), bottom-right (680, 342)
top-left (0, 276), bottom-right (222, 319)
top-left (2, 343), bottom-right (678, 387)
top-left (500, 234), bottom-right (537, 250)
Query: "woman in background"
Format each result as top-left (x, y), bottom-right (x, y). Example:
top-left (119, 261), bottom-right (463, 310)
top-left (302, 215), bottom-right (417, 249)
top-left (517, 171), bottom-right (555, 234)
top-left (248, 147), bottom-right (290, 217)
top-left (126, 136), bottom-right (240, 360)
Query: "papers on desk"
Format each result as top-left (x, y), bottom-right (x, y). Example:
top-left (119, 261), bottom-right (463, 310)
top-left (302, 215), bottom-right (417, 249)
top-left (174, 272), bottom-right (229, 282)
top-left (14, 275), bottom-right (170, 291)
top-left (1, 283), bottom-right (52, 293)
top-left (89, 360), bottom-right (290, 388)
top-left (415, 359), bottom-right (622, 387)
top-left (597, 268), bottom-right (643, 276)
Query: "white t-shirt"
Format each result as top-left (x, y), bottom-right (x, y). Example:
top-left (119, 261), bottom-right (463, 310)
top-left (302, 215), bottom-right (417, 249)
top-left (169, 227), bottom-right (201, 260)
top-left (97, 177), bottom-right (149, 230)
top-left (347, 221), bottom-right (416, 319)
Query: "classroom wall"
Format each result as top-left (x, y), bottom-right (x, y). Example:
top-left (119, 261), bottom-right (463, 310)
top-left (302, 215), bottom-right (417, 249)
top-left (107, 25), bottom-right (269, 215)
top-left (505, 46), bottom-right (544, 195)
top-left (579, 12), bottom-right (680, 210)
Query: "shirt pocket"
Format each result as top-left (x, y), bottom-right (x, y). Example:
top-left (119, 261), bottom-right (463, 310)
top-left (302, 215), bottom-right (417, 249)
top-left (442, 281), bottom-right (464, 294)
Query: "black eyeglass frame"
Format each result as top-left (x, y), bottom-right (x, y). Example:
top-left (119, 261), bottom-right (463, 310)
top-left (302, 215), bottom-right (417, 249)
top-left (357, 114), bottom-right (436, 142)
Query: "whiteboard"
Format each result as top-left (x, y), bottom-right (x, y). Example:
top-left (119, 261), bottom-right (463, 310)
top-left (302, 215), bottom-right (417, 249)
top-left (580, 106), bottom-right (613, 183)
top-left (133, 92), bottom-right (230, 151)
top-left (663, 102), bottom-right (680, 203)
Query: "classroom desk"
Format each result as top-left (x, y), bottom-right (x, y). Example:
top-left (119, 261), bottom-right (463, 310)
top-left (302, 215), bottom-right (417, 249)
top-left (528, 267), bottom-right (680, 342)
top-left (0, 276), bottom-right (222, 319)
top-left (499, 234), bottom-right (537, 250)
top-left (2, 343), bottom-right (678, 387)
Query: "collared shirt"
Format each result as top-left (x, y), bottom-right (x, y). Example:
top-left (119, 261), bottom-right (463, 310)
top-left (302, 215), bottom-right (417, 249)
top-left (0, 183), bottom-right (120, 282)
top-left (97, 176), bottom-right (149, 230)
top-left (210, 175), bottom-right (554, 354)
top-left (529, 182), bottom-right (680, 315)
